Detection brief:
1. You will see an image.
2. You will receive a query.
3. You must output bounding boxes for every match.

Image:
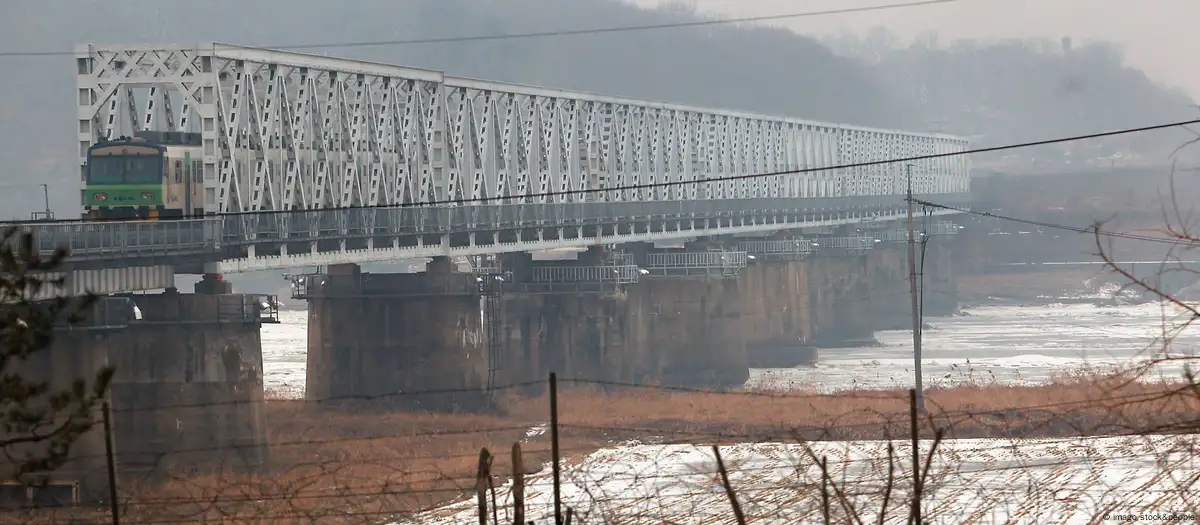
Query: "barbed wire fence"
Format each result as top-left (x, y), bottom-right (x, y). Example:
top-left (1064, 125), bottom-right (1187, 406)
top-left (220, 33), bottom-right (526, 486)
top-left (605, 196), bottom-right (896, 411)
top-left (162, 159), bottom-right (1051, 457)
top-left (3, 368), bottom-right (1199, 524)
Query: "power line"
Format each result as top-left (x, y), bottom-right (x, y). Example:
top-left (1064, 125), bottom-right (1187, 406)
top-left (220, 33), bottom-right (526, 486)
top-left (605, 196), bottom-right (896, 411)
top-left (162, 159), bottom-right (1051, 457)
top-left (0, 0), bottom-right (955, 58)
top-left (913, 199), bottom-right (1197, 247)
top-left (6, 118), bottom-right (1197, 226)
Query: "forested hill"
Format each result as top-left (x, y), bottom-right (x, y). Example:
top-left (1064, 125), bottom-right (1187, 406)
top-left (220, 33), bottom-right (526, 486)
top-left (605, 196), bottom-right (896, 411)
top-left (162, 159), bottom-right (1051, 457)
top-left (0, 2), bottom-right (1193, 218)
top-left (0, 0), bottom-right (903, 217)
top-left (822, 29), bottom-right (1199, 170)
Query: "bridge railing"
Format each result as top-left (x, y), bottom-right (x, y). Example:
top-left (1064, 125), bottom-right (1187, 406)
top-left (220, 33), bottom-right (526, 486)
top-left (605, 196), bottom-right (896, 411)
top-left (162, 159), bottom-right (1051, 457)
top-left (642, 250), bottom-right (748, 278)
top-left (817, 236), bottom-right (876, 255)
top-left (0, 193), bottom-right (969, 263)
top-left (217, 196), bottom-right (934, 243)
top-left (737, 239), bottom-right (814, 258)
top-left (3, 219), bottom-right (220, 258)
top-left (876, 230), bottom-right (910, 243)
top-left (928, 221), bottom-right (960, 236)
top-left (532, 264), bottom-right (641, 284)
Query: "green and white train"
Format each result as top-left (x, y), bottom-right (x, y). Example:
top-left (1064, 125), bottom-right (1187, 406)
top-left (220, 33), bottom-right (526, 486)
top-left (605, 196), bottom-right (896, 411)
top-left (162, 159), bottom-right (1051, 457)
top-left (82, 131), bottom-right (205, 220)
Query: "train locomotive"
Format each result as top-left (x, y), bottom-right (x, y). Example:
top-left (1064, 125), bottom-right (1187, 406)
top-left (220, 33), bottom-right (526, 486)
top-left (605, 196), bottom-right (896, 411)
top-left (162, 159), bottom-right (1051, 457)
top-left (83, 131), bottom-right (205, 221)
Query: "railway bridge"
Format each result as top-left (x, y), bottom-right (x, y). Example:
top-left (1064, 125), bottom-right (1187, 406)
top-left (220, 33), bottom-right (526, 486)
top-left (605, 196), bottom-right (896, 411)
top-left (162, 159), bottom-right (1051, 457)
top-left (8, 42), bottom-right (970, 500)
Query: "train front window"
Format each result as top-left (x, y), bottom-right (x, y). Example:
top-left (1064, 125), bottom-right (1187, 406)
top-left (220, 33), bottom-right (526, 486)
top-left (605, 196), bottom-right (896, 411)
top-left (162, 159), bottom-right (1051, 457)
top-left (88, 155), bottom-right (163, 184)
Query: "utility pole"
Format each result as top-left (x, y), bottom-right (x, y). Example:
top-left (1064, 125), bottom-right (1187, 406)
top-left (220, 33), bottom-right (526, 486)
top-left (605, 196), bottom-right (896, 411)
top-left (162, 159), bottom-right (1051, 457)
top-left (30, 183), bottom-right (54, 221)
top-left (41, 184), bottom-right (50, 218)
top-left (906, 164), bottom-right (925, 412)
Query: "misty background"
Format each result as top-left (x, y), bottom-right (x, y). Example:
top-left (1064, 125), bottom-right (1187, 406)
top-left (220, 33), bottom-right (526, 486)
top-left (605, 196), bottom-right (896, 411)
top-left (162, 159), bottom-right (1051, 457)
top-left (0, 0), bottom-right (1195, 291)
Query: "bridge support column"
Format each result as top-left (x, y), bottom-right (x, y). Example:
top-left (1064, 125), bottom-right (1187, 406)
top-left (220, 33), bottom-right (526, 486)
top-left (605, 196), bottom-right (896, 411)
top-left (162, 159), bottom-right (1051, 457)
top-left (304, 261), bottom-right (489, 411)
top-left (739, 234), bottom-right (913, 366)
top-left (739, 258), bottom-right (818, 368)
top-left (5, 307), bottom-right (116, 504)
top-left (639, 276), bottom-right (746, 387)
top-left (107, 291), bottom-right (270, 477)
top-left (634, 247), bottom-right (748, 387)
top-left (921, 239), bottom-right (960, 316)
top-left (494, 250), bottom-right (646, 391)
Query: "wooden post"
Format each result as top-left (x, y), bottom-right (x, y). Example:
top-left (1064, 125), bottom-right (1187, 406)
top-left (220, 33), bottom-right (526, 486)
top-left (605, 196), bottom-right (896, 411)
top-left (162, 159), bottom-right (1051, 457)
top-left (550, 373), bottom-right (562, 524)
top-left (475, 448), bottom-right (491, 525)
top-left (712, 446), bottom-right (746, 525)
top-left (512, 443), bottom-right (525, 525)
top-left (909, 388), bottom-right (922, 525)
top-left (820, 457), bottom-right (830, 525)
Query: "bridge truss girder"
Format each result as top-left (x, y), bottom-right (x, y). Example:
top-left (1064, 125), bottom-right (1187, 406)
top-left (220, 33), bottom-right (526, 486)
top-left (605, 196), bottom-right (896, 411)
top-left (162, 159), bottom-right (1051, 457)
top-left (74, 42), bottom-right (971, 216)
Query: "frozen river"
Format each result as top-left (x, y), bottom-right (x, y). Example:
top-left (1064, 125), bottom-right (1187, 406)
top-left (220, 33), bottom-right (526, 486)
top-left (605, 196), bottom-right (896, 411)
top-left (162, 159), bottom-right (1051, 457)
top-left (261, 300), bottom-right (1200, 396)
top-left (257, 297), bottom-right (1200, 524)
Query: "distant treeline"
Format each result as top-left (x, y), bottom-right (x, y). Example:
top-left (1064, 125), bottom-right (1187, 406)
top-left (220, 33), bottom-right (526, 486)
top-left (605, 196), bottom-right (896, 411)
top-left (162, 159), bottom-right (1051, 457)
top-left (0, 1), bottom-right (1192, 216)
top-left (822, 29), bottom-right (1198, 169)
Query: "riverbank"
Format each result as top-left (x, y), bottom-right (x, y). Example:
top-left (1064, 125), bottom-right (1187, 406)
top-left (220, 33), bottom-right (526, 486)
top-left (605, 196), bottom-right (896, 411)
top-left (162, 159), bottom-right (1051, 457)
top-left (41, 373), bottom-right (1194, 525)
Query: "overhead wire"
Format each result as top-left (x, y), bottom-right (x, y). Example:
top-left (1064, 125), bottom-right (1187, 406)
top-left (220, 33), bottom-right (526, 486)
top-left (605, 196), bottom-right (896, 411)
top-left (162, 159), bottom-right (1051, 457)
top-left (912, 199), bottom-right (1195, 247)
top-left (0, 0), bottom-right (956, 58)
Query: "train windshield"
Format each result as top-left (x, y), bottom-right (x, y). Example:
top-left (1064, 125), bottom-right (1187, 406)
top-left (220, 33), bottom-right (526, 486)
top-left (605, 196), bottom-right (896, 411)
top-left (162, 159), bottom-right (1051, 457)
top-left (88, 155), bottom-right (163, 185)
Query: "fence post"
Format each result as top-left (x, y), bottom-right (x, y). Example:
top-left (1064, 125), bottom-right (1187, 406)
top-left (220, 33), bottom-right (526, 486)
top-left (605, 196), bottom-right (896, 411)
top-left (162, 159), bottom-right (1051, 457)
top-left (909, 388), bottom-right (921, 525)
top-left (103, 400), bottom-right (120, 525)
top-left (712, 445), bottom-right (746, 525)
top-left (550, 372), bottom-right (562, 524)
top-left (511, 443), bottom-right (525, 525)
top-left (475, 448), bottom-right (491, 525)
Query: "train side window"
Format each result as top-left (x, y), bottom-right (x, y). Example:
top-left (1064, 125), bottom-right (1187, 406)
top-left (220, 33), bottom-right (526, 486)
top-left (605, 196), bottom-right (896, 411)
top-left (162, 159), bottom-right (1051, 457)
top-left (174, 160), bottom-right (183, 183)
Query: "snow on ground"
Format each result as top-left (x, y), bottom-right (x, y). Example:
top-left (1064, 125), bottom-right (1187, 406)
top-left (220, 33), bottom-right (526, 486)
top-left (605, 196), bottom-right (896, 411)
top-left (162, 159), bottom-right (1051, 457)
top-left (407, 434), bottom-right (1200, 525)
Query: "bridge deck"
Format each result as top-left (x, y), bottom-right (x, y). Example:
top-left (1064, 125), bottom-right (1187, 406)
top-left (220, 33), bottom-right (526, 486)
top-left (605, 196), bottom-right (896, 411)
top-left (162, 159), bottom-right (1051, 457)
top-left (9, 194), bottom-right (965, 273)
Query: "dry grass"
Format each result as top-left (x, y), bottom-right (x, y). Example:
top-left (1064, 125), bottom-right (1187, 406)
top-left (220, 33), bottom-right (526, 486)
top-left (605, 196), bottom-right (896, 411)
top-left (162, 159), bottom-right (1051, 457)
top-left (19, 373), bottom-right (1200, 524)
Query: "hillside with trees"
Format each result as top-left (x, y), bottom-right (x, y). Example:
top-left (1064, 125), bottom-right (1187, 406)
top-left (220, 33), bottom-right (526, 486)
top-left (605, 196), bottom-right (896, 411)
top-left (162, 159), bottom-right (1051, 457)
top-left (822, 28), bottom-right (1199, 171)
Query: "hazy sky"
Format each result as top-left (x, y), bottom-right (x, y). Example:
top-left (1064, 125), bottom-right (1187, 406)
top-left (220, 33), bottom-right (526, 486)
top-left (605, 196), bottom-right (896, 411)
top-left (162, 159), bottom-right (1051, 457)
top-left (633, 0), bottom-right (1200, 100)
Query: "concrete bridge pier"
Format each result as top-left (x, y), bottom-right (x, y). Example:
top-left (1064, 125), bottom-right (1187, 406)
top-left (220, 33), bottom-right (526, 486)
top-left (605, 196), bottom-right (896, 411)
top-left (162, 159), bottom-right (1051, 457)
top-left (2, 283), bottom-right (273, 502)
top-left (803, 235), bottom-right (879, 348)
top-left (494, 248), bottom-right (644, 392)
top-left (2, 298), bottom-right (124, 505)
top-left (920, 240), bottom-right (960, 316)
top-left (108, 285), bottom-right (270, 477)
top-left (738, 232), bottom-right (913, 357)
top-left (736, 239), bottom-right (817, 368)
top-left (635, 242), bottom-right (748, 388)
top-left (865, 247), bottom-right (914, 332)
top-left (304, 260), bottom-right (489, 411)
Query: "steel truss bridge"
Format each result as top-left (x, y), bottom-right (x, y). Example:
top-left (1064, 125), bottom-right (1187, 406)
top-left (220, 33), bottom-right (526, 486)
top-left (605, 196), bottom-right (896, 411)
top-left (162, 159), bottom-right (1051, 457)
top-left (16, 42), bottom-right (970, 282)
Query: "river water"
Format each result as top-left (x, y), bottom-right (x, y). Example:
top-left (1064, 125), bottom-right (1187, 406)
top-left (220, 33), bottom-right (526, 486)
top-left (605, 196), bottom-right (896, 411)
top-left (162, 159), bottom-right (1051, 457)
top-left (261, 299), bottom-right (1200, 397)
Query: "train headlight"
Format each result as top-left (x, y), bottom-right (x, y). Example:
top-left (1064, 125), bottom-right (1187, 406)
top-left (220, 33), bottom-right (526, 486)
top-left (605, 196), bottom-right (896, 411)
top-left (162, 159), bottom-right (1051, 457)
top-left (93, 193), bottom-right (107, 202)
top-left (140, 192), bottom-right (153, 200)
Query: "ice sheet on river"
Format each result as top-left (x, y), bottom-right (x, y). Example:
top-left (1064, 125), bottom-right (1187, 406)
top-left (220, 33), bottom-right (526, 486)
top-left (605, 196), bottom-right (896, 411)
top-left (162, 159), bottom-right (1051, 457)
top-left (408, 434), bottom-right (1200, 525)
